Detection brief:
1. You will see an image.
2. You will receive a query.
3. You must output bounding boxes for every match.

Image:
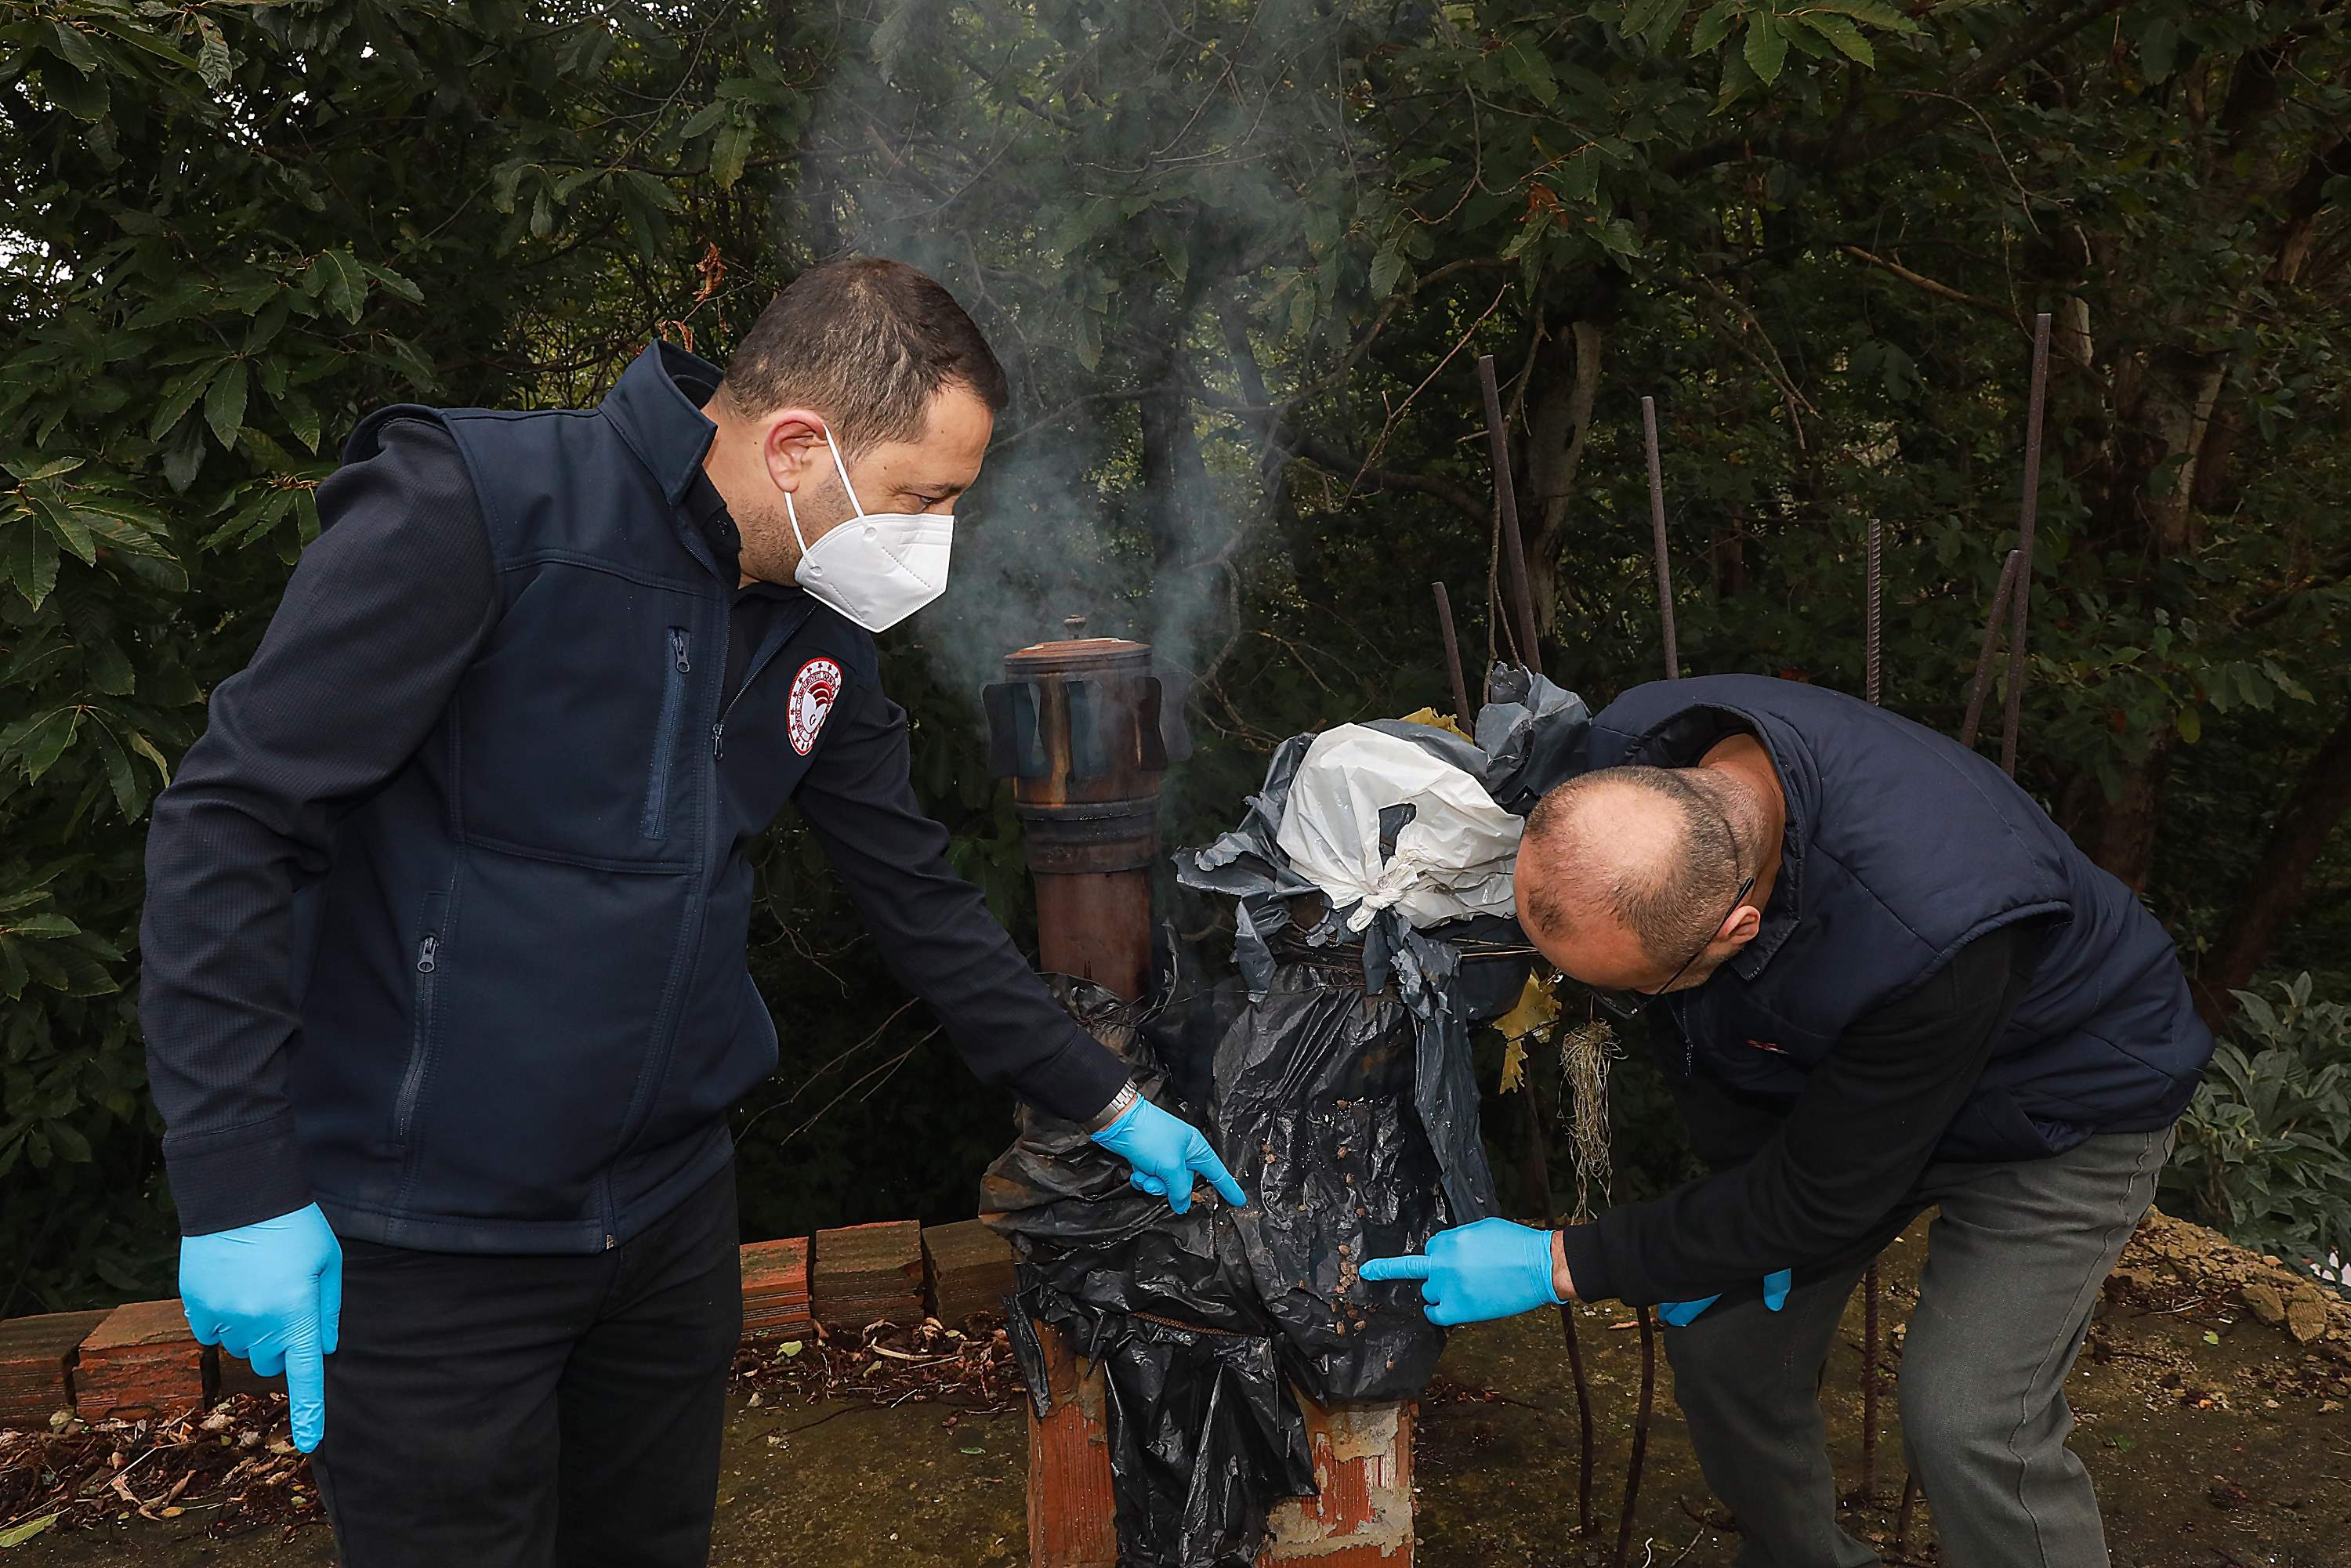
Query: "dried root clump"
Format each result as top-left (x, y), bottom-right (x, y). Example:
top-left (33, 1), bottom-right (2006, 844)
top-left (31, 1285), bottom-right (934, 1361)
top-left (1558, 1018), bottom-right (1621, 1226)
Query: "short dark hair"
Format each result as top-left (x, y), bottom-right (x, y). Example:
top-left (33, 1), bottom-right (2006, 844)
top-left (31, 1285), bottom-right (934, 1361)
top-left (1523, 767), bottom-right (1743, 965)
top-left (718, 256), bottom-right (1009, 450)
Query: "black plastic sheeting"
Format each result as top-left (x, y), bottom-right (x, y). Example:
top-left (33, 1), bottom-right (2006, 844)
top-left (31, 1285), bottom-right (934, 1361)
top-left (985, 672), bottom-right (1588, 1568)
top-left (1013, 1281), bottom-right (1313, 1568)
top-left (987, 978), bottom-right (1315, 1568)
top-left (984, 981), bottom-right (1253, 1336)
top-left (1174, 668), bottom-right (1588, 1223)
top-left (1216, 965), bottom-right (1455, 1401)
top-left (1476, 664), bottom-right (1592, 814)
top-left (989, 972), bottom-right (1452, 1568)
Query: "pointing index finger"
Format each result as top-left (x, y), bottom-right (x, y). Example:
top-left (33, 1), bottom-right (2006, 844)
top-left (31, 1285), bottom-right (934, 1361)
top-left (1190, 1147), bottom-right (1249, 1209)
top-left (284, 1335), bottom-right (328, 1454)
top-left (1357, 1255), bottom-right (1433, 1283)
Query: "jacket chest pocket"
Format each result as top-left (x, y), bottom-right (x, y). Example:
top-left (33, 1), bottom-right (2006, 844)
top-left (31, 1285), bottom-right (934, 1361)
top-left (1703, 1037), bottom-right (1813, 1096)
top-left (454, 568), bottom-right (708, 870)
top-left (1683, 992), bottom-right (1835, 1094)
top-left (642, 626), bottom-right (694, 838)
top-left (392, 889), bottom-right (448, 1150)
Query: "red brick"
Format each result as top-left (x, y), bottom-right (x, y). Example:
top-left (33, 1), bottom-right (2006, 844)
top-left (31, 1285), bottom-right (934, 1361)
top-left (212, 1353), bottom-right (287, 1403)
top-left (1027, 1321), bottom-right (1119, 1568)
top-left (740, 1237), bottom-right (813, 1339)
top-left (0, 1309), bottom-right (107, 1429)
top-left (922, 1219), bottom-right (1016, 1325)
top-left (74, 1299), bottom-right (210, 1424)
top-left (812, 1221), bottom-right (923, 1331)
top-left (1262, 1400), bottom-right (1414, 1563)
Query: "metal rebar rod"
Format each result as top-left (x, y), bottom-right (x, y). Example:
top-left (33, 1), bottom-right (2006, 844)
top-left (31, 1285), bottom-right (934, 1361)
top-left (1431, 582), bottom-right (1474, 733)
top-left (1894, 1473), bottom-right (1922, 1558)
top-left (1958, 550), bottom-right (2022, 750)
top-left (1864, 520), bottom-right (1883, 706)
top-left (1521, 1081), bottom-right (1596, 1536)
top-left (1561, 1297), bottom-right (1596, 1537)
top-left (1616, 1305), bottom-right (1658, 1568)
top-left (1642, 397), bottom-right (1679, 680)
top-left (2000, 313), bottom-right (2052, 778)
top-left (1477, 353), bottom-right (1544, 678)
top-left (1859, 539), bottom-right (1885, 1501)
top-left (1860, 1263), bottom-right (1881, 1501)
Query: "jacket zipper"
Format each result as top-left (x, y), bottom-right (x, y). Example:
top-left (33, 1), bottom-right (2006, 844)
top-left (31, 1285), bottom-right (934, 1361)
top-left (393, 928), bottom-right (441, 1146)
top-left (710, 610), bottom-right (811, 761)
top-left (642, 627), bottom-right (691, 835)
top-left (607, 605), bottom-right (810, 1196)
top-left (607, 603), bottom-right (818, 1236)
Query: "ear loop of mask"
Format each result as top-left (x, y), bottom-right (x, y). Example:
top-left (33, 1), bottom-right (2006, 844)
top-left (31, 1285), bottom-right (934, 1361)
top-left (782, 425), bottom-right (868, 556)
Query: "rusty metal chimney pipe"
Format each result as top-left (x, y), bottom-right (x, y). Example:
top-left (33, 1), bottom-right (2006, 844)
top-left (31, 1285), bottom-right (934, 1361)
top-left (984, 632), bottom-right (1187, 1001)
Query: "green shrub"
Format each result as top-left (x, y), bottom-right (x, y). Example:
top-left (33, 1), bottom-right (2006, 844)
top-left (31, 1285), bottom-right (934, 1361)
top-left (2161, 975), bottom-right (2351, 1267)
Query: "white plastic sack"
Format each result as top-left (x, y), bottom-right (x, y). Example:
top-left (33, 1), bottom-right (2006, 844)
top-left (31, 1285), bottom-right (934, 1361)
top-left (1273, 724), bottom-right (1525, 933)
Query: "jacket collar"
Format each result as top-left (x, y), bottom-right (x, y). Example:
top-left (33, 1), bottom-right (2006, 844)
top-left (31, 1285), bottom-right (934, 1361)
top-left (601, 340), bottom-right (724, 508)
top-left (1625, 700), bottom-right (1807, 983)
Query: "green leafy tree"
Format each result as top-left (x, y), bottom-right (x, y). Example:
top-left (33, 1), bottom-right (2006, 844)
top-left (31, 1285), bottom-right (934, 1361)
top-left (0, 0), bottom-right (773, 1307)
top-left (4, 0), bottom-right (2345, 1302)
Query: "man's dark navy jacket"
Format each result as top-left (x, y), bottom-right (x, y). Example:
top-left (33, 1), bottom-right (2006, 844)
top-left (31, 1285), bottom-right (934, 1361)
top-left (139, 343), bottom-right (1125, 1251)
top-left (1556, 674), bottom-right (2215, 1306)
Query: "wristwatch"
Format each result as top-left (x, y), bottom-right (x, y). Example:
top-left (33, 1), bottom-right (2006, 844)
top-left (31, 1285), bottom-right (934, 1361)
top-left (1087, 1079), bottom-right (1142, 1133)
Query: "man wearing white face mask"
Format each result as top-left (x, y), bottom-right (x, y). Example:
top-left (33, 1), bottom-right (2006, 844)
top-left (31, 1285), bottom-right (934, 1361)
top-left (770, 415), bottom-right (956, 630)
top-left (137, 257), bottom-right (1244, 1566)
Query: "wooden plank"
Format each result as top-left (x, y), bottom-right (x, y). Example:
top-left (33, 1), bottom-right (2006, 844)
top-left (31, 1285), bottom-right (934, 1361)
top-left (812, 1220), bottom-right (923, 1331)
top-left (922, 1219), bottom-right (1016, 1325)
top-left (74, 1299), bottom-right (211, 1424)
top-left (0, 1309), bottom-right (107, 1429)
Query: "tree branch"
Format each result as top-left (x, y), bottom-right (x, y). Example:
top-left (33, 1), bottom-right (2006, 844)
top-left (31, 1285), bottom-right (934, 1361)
top-left (1838, 245), bottom-right (2012, 320)
top-left (2193, 697), bottom-right (2351, 1024)
top-left (2237, 543), bottom-right (2351, 630)
top-left (1182, 258), bottom-right (1512, 418)
top-left (2268, 133), bottom-right (2351, 286)
top-left (1828, 0), bottom-right (2138, 171)
top-left (1288, 437), bottom-right (1488, 526)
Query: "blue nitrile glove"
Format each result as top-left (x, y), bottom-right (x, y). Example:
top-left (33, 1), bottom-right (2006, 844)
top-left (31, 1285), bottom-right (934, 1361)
top-left (179, 1204), bottom-right (342, 1453)
top-left (1657, 1268), bottom-right (1792, 1327)
top-left (1090, 1099), bottom-right (1250, 1215)
top-left (1360, 1218), bottom-right (1563, 1326)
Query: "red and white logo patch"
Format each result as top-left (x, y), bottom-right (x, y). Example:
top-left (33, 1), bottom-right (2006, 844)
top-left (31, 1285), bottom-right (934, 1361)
top-left (787, 658), bottom-right (843, 756)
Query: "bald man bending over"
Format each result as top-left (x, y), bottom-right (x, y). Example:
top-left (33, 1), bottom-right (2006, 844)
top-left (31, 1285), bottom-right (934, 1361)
top-left (1362, 673), bottom-right (2212, 1568)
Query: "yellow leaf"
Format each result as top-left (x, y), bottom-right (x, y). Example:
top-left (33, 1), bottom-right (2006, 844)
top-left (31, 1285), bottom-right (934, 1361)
top-left (1500, 1034), bottom-right (1527, 1094)
top-left (1396, 706), bottom-right (1468, 738)
top-left (1495, 972), bottom-right (1560, 1045)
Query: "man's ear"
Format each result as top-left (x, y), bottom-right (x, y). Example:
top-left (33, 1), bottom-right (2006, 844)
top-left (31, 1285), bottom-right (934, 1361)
top-left (762, 409), bottom-right (828, 493)
top-left (1720, 901), bottom-right (1764, 949)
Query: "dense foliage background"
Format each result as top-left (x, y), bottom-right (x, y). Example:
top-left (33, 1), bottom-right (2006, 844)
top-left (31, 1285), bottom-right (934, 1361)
top-left (2, 0), bottom-right (2346, 1311)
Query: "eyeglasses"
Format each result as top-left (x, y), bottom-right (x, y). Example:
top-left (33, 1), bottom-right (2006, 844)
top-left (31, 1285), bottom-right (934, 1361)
top-left (1581, 873), bottom-right (1757, 1023)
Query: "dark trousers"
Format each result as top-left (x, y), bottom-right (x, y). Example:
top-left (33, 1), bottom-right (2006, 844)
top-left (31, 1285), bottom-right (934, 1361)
top-left (311, 1165), bottom-right (741, 1568)
top-left (1663, 1127), bottom-right (2172, 1568)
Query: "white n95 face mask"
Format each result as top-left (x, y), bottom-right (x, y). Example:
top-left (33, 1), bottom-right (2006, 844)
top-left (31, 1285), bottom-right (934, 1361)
top-left (781, 428), bottom-right (955, 632)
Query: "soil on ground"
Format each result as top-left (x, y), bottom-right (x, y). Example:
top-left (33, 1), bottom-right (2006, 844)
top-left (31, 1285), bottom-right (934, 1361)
top-left (6, 1208), bottom-right (2348, 1566)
